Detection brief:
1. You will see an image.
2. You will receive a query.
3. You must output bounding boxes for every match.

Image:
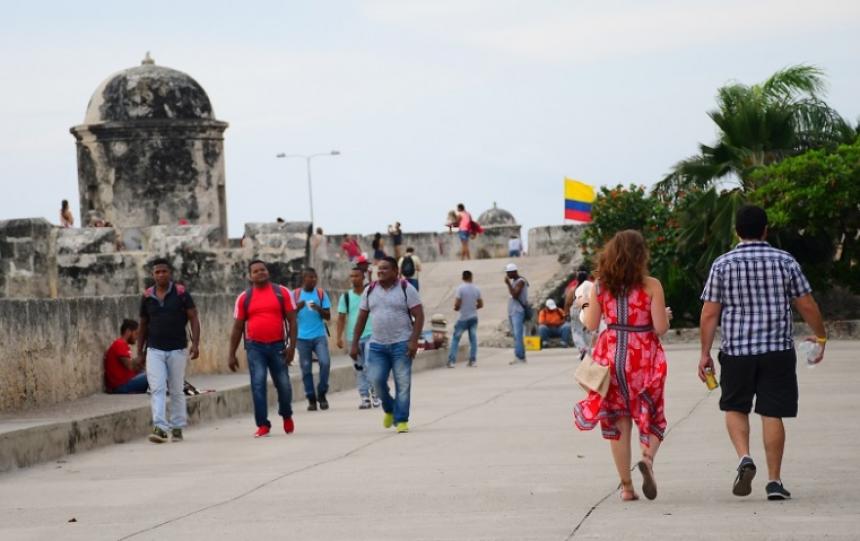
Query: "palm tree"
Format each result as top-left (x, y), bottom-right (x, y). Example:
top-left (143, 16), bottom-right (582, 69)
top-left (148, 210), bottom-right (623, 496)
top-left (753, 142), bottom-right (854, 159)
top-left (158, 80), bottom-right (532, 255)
top-left (655, 65), bottom-right (855, 196)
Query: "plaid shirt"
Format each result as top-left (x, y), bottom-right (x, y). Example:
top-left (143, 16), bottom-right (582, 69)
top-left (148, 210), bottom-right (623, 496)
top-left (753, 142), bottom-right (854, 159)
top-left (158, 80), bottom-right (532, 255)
top-left (701, 241), bottom-right (812, 356)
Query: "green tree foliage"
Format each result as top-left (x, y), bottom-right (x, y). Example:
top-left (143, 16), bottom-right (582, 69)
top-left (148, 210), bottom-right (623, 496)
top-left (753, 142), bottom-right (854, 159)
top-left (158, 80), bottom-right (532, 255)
top-left (749, 138), bottom-right (860, 292)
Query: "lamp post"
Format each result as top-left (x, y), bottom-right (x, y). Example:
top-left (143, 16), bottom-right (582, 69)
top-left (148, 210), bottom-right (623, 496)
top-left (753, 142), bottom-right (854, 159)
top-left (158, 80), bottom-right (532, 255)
top-left (275, 150), bottom-right (340, 229)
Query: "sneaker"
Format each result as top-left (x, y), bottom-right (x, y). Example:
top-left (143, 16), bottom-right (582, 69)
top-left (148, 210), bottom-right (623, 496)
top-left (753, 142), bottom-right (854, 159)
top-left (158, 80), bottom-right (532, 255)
top-left (283, 417), bottom-right (294, 434)
top-left (733, 456), bottom-right (757, 497)
top-left (318, 394), bottom-right (329, 410)
top-left (254, 425), bottom-right (271, 438)
top-left (359, 397), bottom-right (372, 409)
top-left (447, 361), bottom-right (456, 368)
top-left (370, 389), bottom-right (381, 408)
top-left (307, 399), bottom-right (318, 411)
top-left (509, 358), bottom-right (527, 365)
top-left (383, 412), bottom-right (394, 429)
top-left (171, 428), bottom-right (183, 442)
top-left (396, 422), bottom-right (409, 434)
top-left (766, 481), bottom-right (791, 501)
top-left (467, 360), bottom-right (476, 367)
top-left (148, 427), bottom-right (168, 444)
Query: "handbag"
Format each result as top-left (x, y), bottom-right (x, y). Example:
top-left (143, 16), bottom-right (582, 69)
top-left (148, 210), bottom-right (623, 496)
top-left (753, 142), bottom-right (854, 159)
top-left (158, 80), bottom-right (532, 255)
top-left (575, 353), bottom-right (610, 397)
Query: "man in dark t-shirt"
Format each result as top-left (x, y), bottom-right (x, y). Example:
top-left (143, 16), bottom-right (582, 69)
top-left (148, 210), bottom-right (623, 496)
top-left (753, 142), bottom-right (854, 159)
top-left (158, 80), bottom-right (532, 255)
top-left (104, 319), bottom-right (147, 393)
top-left (137, 258), bottom-right (200, 444)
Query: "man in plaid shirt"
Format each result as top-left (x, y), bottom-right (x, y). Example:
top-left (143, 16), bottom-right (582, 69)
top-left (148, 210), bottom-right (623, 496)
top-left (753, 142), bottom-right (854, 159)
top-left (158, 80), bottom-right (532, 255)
top-left (699, 205), bottom-right (827, 502)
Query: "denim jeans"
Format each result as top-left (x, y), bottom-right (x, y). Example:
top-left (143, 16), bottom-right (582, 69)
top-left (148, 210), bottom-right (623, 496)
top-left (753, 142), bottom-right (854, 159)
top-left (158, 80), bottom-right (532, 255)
top-left (509, 311), bottom-right (526, 360)
top-left (539, 323), bottom-right (572, 347)
top-left (355, 339), bottom-right (372, 398)
top-left (246, 340), bottom-right (293, 427)
top-left (448, 317), bottom-right (478, 364)
top-left (112, 372), bottom-right (148, 394)
top-left (367, 341), bottom-right (412, 423)
top-left (146, 348), bottom-right (187, 430)
top-left (297, 336), bottom-right (331, 399)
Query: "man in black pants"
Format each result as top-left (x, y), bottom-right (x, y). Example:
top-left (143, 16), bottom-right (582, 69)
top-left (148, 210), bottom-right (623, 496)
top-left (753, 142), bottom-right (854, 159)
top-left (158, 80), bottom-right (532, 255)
top-left (698, 205), bottom-right (826, 500)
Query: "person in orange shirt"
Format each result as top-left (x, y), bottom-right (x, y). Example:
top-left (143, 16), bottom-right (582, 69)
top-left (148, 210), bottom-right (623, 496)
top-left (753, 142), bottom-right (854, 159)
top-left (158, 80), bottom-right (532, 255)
top-left (538, 299), bottom-right (572, 347)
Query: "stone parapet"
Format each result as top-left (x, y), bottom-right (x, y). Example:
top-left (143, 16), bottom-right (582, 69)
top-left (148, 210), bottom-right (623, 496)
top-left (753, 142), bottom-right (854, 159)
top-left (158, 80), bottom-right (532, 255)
top-left (528, 224), bottom-right (588, 258)
top-left (0, 218), bottom-right (57, 298)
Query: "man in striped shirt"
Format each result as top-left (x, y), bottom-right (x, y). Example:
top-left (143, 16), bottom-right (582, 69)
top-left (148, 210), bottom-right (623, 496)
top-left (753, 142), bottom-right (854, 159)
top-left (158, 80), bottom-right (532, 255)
top-left (699, 205), bottom-right (826, 501)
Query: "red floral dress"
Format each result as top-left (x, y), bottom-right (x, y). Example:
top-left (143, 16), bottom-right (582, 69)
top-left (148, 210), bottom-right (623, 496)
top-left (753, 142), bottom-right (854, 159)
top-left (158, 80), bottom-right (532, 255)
top-left (573, 286), bottom-right (668, 446)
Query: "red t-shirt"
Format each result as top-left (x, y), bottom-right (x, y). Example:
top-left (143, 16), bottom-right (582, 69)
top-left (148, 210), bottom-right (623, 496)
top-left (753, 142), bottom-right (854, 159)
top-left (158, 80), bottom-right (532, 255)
top-left (104, 338), bottom-right (137, 391)
top-left (234, 284), bottom-right (297, 343)
top-left (341, 240), bottom-right (361, 259)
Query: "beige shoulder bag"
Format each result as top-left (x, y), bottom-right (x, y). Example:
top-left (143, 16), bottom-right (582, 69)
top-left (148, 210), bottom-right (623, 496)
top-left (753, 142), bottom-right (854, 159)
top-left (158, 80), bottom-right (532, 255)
top-left (574, 280), bottom-right (610, 397)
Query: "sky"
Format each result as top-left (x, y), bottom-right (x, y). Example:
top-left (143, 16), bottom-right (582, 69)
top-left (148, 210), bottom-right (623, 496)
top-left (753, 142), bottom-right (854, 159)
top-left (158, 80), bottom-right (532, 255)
top-left (2, 1), bottom-right (859, 241)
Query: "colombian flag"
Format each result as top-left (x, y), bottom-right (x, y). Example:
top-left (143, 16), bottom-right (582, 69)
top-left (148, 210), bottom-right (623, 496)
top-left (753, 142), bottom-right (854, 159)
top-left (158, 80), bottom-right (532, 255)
top-left (564, 178), bottom-right (596, 222)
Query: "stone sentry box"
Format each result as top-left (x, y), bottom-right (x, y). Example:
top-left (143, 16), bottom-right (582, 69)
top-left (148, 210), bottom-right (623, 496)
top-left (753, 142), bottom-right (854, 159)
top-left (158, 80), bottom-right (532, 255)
top-left (69, 54), bottom-right (228, 244)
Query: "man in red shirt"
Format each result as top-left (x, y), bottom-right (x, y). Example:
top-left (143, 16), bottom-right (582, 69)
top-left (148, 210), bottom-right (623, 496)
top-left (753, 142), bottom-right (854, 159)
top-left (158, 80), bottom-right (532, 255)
top-left (228, 260), bottom-right (298, 438)
top-left (341, 234), bottom-right (362, 262)
top-left (104, 319), bottom-right (148, 393)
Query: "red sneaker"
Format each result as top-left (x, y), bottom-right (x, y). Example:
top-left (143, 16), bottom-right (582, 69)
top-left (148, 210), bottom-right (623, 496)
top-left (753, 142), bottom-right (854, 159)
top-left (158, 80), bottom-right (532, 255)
top-left (254, 425), bottom-right (271, 438)
top-left (283, 417), bottom-right (295, 434)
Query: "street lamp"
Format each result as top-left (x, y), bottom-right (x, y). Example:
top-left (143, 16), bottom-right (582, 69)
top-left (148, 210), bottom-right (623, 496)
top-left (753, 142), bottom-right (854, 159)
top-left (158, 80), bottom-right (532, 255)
top-left (275, 150), bottom-right (340, 228)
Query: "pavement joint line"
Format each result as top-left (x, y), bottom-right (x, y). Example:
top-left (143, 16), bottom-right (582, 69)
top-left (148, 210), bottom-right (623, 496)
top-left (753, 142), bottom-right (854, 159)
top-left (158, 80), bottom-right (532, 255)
top-left (564, 390), bottom-right (714, 540)
top-left (116, 361), bottom-right (574, 540)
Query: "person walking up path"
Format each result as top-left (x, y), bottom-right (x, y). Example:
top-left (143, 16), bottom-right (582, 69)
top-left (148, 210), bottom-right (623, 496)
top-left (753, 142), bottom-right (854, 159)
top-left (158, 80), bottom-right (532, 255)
top-left (448, 270), bottom-right (483, 368)
top-left (295, 268), bottom-right (333, 411)
top-left (698, 205), bottom-right (827, 501)
top-left (337, 267), bottom-right (380, 409)
top-left (574, 230), bottom-right (671, 501)
top-left (398, 246), bottom-right (422, 291)
top-left (228, 260), bottom-right (298, 438)
top-left (505, 263), bottom-right (529, 364)
top-left (350, 257), bottom-right (425, 434)
top-left (136, 259), bottom-right (200, 444)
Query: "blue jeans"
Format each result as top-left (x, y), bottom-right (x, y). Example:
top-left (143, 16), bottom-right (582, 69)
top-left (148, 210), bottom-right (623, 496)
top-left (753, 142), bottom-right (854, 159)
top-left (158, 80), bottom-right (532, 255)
top-left (112, 372), bottom-right (148, 394)
top-left (539, 323), bottom-right (572, 347)
top-left (406, 278), bottom-right (419, 291)
top-left (297, 336), bottom-right (331, 399)
top-left (367, 341), bottom-right (412, 423)
top-left (448, 317), bottom-right (478, 364)
top-left (355, 339), bottom-right (372, 398)
top-left (146, 348), bottom-right (187, 430)
top-left (246, 340), bottom-right (293, 427)
top-left (509, 311), bottom-right (526, 360)
top-left (509, 249), bottom-right (521, 257)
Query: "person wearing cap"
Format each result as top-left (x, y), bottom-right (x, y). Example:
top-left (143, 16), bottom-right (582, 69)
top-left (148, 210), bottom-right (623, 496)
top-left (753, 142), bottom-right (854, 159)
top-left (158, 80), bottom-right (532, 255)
top-left (504, 262), bottom-right (529, 364)
top-left (538, 299), bottom-right (571, 348)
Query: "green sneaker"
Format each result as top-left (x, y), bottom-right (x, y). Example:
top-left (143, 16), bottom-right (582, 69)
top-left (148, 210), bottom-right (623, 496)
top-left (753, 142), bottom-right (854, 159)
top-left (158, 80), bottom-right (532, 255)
top-left (148, 427), bottom-right (168, 444)
top-left (396, 422), bottom-right (409, 434)
top-left (383, 412), bottom-right (394, 429)
top-left (171, 428), bottom-right (184, 442)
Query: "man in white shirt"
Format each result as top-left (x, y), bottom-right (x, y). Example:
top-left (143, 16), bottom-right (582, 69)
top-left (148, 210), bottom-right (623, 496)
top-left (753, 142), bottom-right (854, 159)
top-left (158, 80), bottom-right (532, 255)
top-left (448, 270), bottom-right (483, 368)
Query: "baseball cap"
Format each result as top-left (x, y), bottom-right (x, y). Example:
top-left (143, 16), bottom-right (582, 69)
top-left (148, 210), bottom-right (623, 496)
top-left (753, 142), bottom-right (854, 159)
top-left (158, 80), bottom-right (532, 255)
top-left (356, 254), bottom-right (368, 264)
top-left (505, 263), bottom-right (518, 272)
top-left (545, 299), bottom-right (557, 310)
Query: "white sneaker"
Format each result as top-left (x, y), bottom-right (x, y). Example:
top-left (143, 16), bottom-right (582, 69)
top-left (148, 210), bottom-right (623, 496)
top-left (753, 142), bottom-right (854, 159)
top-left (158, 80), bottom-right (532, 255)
top-left (359, 397), bottom-right (372, 410)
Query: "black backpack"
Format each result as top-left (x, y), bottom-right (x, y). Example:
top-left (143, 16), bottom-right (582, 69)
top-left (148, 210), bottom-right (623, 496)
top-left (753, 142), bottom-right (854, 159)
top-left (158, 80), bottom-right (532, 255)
top-left (401, 255), bottom-right (416, 278)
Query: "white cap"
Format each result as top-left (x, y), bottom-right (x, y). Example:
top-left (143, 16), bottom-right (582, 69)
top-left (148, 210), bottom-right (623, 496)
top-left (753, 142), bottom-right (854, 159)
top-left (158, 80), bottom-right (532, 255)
top-left (505, 263), bottom-right (518, 272)
top-left (545, 299), bottom-right (557, 310)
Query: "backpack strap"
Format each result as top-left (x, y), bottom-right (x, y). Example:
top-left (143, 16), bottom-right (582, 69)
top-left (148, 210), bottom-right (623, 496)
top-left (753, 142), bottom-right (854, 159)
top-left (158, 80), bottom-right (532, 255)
top-left (242, 287), bottom-right (253, 317)
top-left (272, 284), bottom-right (287, 320)
top-left (317, 288), bottom-right (325, 305)
top-left (143, 286), bottom-right (155, 298)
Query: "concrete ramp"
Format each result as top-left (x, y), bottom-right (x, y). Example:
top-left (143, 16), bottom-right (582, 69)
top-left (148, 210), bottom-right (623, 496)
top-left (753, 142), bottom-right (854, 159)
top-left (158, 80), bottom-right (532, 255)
top-left (417, 255), bottom-right (566, 346)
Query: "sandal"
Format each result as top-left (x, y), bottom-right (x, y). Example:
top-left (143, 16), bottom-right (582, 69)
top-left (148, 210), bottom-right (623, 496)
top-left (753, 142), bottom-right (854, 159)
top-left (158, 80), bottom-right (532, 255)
top-left (637, 454), bottom-right (657, 500)
top-left (620, 480), bottom-right (639, 501)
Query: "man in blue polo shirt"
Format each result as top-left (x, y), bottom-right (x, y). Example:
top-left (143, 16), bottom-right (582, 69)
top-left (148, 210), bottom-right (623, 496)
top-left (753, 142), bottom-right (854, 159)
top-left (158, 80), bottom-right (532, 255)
top-left (295, 268), bottom-right (332, 411)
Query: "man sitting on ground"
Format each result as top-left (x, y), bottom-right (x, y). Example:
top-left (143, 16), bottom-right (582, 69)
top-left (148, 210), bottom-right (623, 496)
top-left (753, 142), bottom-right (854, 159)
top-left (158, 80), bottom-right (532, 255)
top-left (538, 299), bottom-right (572, 348)
top-left (104, 319), bottom-right (148, 393)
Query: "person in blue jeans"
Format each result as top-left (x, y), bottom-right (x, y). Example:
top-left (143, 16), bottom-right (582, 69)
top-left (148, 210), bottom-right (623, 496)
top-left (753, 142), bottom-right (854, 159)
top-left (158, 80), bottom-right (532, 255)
top-left (336, 267), bottom-right (379, 409)
top-left (228, 260), bottom-right (298, 438)
top-left (505, 263), bottom-right (529, 364)
top-left (351, 257), bottom-right (425, 434)
top-left (294, 268), bottom-right (332, 411)
top-left (448, 270), bottom-right (483, 367)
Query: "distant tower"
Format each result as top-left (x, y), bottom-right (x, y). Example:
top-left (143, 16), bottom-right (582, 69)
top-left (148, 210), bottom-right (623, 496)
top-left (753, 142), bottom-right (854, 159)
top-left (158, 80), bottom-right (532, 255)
top-left (70, 53), bottom-right (229, 242)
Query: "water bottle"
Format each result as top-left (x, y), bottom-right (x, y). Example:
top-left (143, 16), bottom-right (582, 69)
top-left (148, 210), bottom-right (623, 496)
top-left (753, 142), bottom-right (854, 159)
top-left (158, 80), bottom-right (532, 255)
top-left (798, 341), bottom-right (822, 368)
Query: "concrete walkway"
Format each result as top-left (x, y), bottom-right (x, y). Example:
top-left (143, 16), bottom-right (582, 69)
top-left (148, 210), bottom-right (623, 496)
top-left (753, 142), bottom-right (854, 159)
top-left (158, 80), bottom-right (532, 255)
top-left (1, 342), bottom-right (858, 540)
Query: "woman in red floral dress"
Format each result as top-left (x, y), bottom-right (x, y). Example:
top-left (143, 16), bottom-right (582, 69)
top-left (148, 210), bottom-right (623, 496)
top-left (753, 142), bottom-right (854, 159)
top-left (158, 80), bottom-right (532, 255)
top-left (574, 230), bottom-right (671, 501)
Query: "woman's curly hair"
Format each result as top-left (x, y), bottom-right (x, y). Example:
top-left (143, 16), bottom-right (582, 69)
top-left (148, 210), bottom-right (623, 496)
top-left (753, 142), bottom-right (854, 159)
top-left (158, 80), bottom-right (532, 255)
top-left (596, 230), bottom-right (649, 298)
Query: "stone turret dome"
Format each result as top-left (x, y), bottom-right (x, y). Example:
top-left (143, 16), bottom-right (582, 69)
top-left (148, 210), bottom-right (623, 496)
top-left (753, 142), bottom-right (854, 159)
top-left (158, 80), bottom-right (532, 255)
top-left (83, 53), bottom-right (215, 124)
top-left (477, 202), bottom-right (517, 226)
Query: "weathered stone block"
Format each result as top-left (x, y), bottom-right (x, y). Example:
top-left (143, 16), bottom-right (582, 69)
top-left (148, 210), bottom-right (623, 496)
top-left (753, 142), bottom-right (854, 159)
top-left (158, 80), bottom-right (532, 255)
top-left (57, 227), bottom-right (117, 255)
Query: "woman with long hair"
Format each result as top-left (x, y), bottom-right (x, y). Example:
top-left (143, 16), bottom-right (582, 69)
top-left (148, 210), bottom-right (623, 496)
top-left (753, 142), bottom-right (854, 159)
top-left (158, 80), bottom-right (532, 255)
top-left (574, 230), bottom-right (670, 501)
top-left (60, 199), bottom-right (74, 228)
